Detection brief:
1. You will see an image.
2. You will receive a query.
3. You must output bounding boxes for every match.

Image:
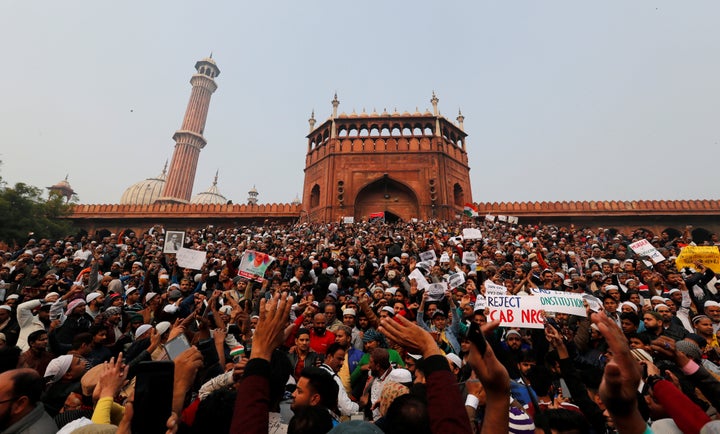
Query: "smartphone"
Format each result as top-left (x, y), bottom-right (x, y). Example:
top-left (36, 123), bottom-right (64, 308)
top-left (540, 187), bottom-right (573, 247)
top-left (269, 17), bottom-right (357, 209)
top-left (165, 334), bottom-right (191, 360)
top-left (465, 321), bottom-right (487, 355)
top-left (131, 361), bottom-right (174, 434)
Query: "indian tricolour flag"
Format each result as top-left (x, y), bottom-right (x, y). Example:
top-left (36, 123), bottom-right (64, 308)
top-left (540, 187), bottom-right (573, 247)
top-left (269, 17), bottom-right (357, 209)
top-left (463, 203), bottom-right (479, 217)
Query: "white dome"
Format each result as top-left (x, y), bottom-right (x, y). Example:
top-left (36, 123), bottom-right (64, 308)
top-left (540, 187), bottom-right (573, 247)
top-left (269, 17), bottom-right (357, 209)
top-left (120, 165), bottom-right (167, 205)
top-left (191, 173), bottom-right (227, 205)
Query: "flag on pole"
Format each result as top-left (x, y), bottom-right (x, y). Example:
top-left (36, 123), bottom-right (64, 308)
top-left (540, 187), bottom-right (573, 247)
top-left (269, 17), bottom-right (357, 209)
top-left (463, 203), bottom-right (479, 217)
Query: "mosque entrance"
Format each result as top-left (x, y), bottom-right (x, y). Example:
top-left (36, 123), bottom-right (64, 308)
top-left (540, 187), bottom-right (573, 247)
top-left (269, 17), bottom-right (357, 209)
top-left (354, 175), bottom-right (419, 222)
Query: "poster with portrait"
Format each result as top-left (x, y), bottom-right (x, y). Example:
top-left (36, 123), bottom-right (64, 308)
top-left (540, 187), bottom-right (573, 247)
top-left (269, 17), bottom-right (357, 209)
top-left (238, 250), bottom-right (276, 282)
top-left (163, 231), bottom-right (185, 254)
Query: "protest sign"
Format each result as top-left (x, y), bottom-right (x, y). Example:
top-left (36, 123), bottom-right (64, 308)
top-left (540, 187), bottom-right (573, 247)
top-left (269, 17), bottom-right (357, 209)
top-left (484, 281), bottom-right (508, 297)
top-left (530, 288), bottom-right (586, 317)
top-left (176, 247), bottom-right (206, 270)
top-left (498, 215), bottom-right (507, 222)
top-left (508, 216), bottom-right (519, 225)
top-left (462, 228), bottom-right (483, 240)
top-left (419, 250), bottom-right (437, 262)
top-left (629, 239), bottom-right (665, 263)
top-left (676, 246), bottom-right (720, 273)
top-left (426, 282), bottom-right (447, 301)
top-left (343, 216), bottom-right (355, 224)
top-left (408, 268), bottom-right (430, 291)
top-left (462, 251), bottom-right (477, 265)
top-left (238, 250), bottom-right (276, 282)
top-left (485, 214), bottom-right (495, 223)
top-left (474, 295), bottom-right (486, 311)
top-left (439, 252), bottom-right (450, 263)
top-left (448, 272), bottom-right (466, 289)
top-left (486, 295), bottom-right (545, 329)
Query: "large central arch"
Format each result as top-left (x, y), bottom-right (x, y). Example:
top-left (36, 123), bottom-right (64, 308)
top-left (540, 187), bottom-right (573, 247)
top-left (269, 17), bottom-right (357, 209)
top-left (354, 176), bottom-right (419, 221)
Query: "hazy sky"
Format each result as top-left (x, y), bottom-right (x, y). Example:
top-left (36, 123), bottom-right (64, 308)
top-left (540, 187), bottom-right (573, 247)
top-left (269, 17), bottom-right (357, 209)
top-left (1, 1), bottom-right (719, 205)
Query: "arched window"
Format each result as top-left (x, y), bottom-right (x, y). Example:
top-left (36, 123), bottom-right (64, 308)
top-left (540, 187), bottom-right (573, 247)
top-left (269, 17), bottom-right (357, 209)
top-left (310, 185), bottom-right (320, 208)
top-left (453, 183), bottom-right (464, 207)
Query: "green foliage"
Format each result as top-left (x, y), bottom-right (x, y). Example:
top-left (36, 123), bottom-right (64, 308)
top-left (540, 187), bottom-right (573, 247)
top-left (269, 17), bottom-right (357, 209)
top-left (0, 182), bottom-right (75, 245)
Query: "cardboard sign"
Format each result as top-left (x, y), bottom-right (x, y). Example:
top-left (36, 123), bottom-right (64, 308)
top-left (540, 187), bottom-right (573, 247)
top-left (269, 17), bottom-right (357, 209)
top-left (629, 239), bottom-right (665, 263)
top-left (426, 282), bottom-right (447, 301)
top-left (176, 247), bottom-right (207, 270)
top-left (238, 250), bottom-right (276, 282)
top-left (408, 268), bottom-right (430, 291)
top-left (448, 272), bottom-right (466, 289)
top-left (474, 295), bottom-right (486, 311)
top-left (462, 251), bottom-right (477, 265)
top-left (487, 295), bottom-right (545, 329)
top-left (420, 250), bottom-right (437, 262)
top-left (676, 246), bottom-right (720, 273)
top-left (485, 281), bottom-right (508, 297)
top-left (530, 288), bottom-right (586, 316)
top-left (462, 228), bottom-right (483, 240)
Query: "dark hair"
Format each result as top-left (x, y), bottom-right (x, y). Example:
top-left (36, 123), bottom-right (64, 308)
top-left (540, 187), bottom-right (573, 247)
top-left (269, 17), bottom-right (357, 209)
top-left (71, 333), bottom-right (93, 350)
top-left (542, 408), bottom-right (590, 432)
top-left (299, 367), bottom-right (338, 412)
top-left (287, 405), bottom-right (334, 434)
top-left (384, 394), bottom-right (431, 434)
top-left (370, 348), bottom-right (390, 371)
top-left (12, 369), bottom-right (44, 404)
top-left (191, 388), bottom-right (236, 434)
top-left (296, 328), bottom-right (311, 339)
top-left (27, 330), bottom-right (47, 345)
top-left (88, 325), bottom-right (108, 338)
top-left (620, 311), bottom-right (640, 327)
top-left (325, 342), bottom-right (343, 358)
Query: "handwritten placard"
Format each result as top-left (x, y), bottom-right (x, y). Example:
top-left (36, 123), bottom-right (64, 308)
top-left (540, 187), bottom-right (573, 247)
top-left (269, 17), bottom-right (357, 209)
top-left (176, 247), bottom-right (207, 270)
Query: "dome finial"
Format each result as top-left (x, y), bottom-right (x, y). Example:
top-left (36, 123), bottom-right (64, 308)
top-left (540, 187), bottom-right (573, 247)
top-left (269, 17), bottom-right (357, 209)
top-left (162, 159), bottom-right (168, 176)
top-left (331, 92), bottom-right (340, 118)
top-left (213, 169), bottom-right (219, 186)
top-left (431, 91), bottom-right (439, 116)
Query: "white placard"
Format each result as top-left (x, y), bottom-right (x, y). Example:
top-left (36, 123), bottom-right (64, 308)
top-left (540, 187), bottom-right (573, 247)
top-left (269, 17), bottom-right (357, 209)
top-left (462, 228), bottom-right (483, 240)
top-left (448, 272), bottom-right (466, 289)
top-left (439, 252), bottom-right (450, 263)
top-left (498, 215), bottom-right (507, 222)
top-left (420, 250), bottom-right (437, 262)
top-left (486, 295), bottom-right (545, 329)
top-left (485, 214), bottom-right (495, 223)
top-left (629, 239), bottom-right (666, 263)
top-left (462, 251), bottom-right (477, 265)
top-left (426, 282), bottom-right (447, 301)
top-left (530, 288), bottom-right (586, 316)
top-left (485, 281), bottom-right (508, 297)
top-left (474, 295), bottom-right (486, 311)
top-left (408, 268), bottom-right (430, 291)
top-left (343, 216), bottom-right (355, 224)
top-left (508, 216), bottom-right (519, 225)
top-left (176, 247), bottom-right (207, 270)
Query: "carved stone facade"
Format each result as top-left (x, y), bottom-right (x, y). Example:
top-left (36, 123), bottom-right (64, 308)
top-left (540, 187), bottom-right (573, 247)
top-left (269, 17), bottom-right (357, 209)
top-left (302, 94), bottom-right (472, 222)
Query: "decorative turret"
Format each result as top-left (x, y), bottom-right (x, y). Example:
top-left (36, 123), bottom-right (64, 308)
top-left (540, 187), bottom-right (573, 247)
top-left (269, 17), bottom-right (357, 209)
top-left (47, 175), bottom-right (75, 202)
top-left (247, 185), bottom-right (259, 205)
top-left (309, 110), bottom-right (316, 133)
top-left (456, 109), bottom-right (465, 131)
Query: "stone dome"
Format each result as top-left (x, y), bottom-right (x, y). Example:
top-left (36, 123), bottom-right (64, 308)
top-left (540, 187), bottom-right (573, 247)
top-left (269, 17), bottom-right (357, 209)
top-left (191, 173), bottom-right (227, 205)
top-left (120, 164), bottom-right (167, 205)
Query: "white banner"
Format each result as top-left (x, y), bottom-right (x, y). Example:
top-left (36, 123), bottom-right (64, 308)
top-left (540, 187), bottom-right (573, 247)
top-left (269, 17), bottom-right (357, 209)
top-left (462, 228), bottom-right (483, 240)
top-left (408, 268), bottom-right (430, 291)
top-left (487, 295), bottom-right (545, 329)
top-left (485, 281), bottom-right (508, 297)
top-left (629, 239), bottom-right (665, 263)
top-left (529, 288), bottom-right (586, 316)
top-left (448, 272), bottom-right (466, 289)
top-left (419, 250), bottom-right (437, 262)
top-left (176, 247), bottom-right (207, 270)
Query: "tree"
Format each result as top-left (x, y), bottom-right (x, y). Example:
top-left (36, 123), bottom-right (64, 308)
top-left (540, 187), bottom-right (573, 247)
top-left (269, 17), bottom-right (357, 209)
top-left (0, 182), bottom-right (75, 246)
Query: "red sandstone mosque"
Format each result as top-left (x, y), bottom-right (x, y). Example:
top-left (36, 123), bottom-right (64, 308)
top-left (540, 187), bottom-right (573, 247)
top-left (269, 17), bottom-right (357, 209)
top-left (63, 56), bottom-right (720, 238)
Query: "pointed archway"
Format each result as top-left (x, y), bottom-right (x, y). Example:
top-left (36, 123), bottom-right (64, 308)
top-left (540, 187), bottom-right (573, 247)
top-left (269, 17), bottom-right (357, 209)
top-left (354, 175), bottom-right (419, 221)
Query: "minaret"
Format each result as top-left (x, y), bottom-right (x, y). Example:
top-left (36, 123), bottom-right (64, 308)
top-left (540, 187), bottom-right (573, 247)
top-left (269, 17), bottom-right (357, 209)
top-left (247, 185), bottom-right (259, 205)
top-left (308, 110), bottom-right (316, 133)
top-left (159, 55), bottom-right (220, 203)
top-left (431, 91), bottom-right (441, 137)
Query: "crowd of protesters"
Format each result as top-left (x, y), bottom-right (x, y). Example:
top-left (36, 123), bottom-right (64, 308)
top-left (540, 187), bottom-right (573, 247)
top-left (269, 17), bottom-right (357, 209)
top-left (0, 219), bottom-right (719, 433)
